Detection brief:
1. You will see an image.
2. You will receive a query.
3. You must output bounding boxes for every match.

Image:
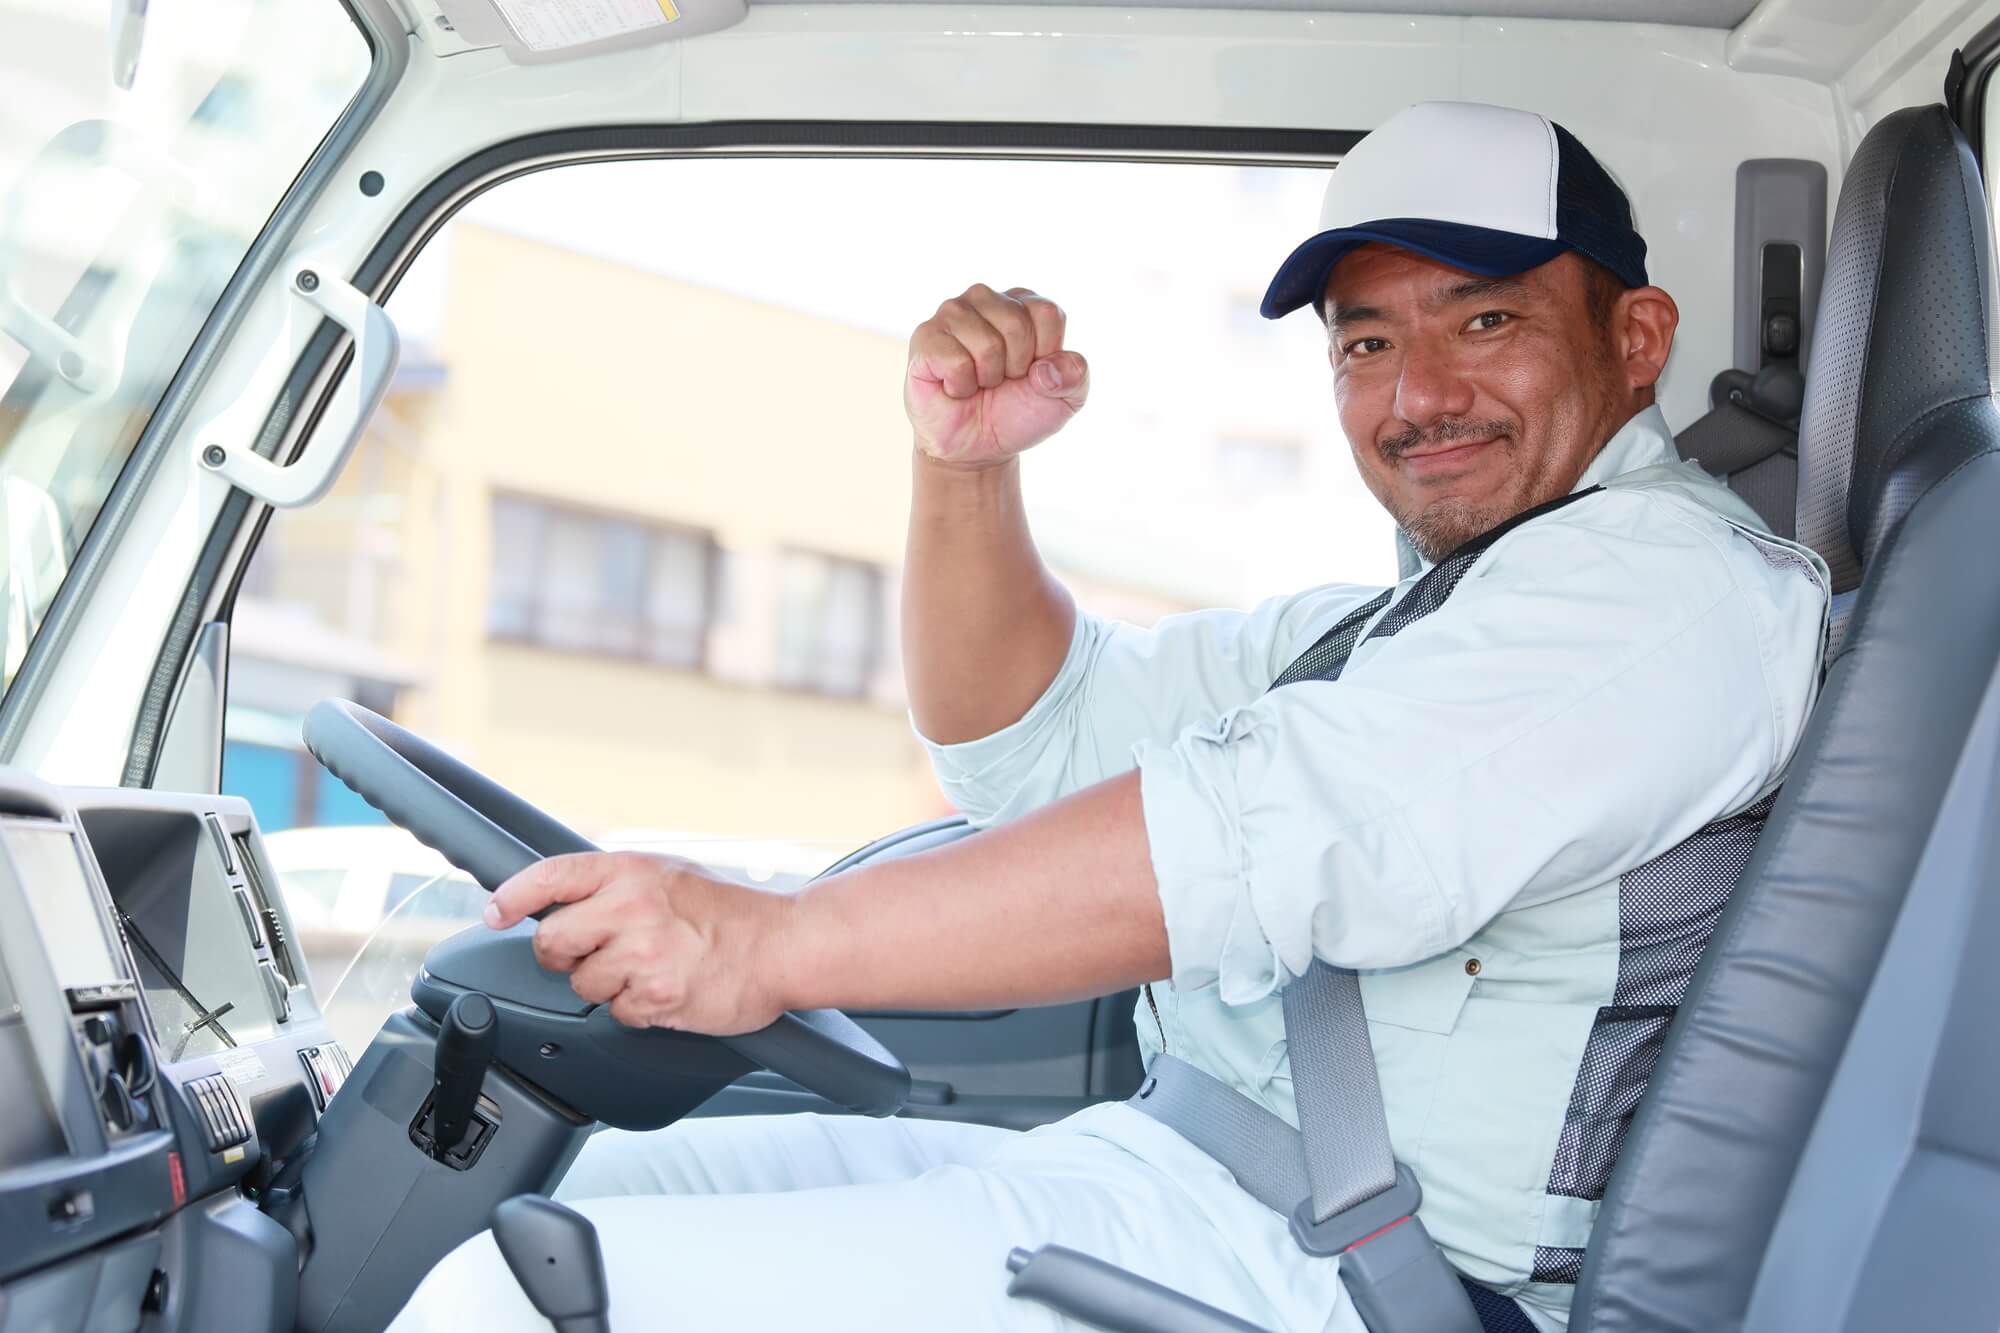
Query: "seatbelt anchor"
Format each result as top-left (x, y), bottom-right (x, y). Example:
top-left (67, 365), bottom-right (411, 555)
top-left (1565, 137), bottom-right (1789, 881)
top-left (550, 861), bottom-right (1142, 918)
top-left (1289, 1162), bottom-right (1424, 1258)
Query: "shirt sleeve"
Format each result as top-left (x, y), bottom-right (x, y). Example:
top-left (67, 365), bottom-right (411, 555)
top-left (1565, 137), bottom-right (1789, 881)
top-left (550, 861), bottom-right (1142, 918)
top-left (1140, 490), bottom-right (1829, 1004)
top-left (918, 584), bottom-right (1385, 827)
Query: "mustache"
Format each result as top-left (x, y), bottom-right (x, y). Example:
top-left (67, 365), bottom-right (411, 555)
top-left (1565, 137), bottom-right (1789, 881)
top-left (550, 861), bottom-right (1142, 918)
top-left (1379, 418), bottom-right (1514, 459)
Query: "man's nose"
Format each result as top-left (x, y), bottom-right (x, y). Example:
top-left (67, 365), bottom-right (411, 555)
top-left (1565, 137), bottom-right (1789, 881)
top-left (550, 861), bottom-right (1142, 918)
top-left (1391, 345), bottom-right (1476, 430)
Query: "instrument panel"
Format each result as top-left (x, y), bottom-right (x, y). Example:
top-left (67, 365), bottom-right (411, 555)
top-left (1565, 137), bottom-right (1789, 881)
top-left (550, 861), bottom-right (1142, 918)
top-left (0, 771), bottom-right (353, 1333)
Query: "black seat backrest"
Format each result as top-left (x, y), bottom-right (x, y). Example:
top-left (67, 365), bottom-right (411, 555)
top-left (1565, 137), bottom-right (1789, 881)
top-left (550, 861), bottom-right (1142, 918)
top-left (1572, 103), bottom-right (2000, 1333)
top-left (1743, 609), bottom-right (2000, 1331)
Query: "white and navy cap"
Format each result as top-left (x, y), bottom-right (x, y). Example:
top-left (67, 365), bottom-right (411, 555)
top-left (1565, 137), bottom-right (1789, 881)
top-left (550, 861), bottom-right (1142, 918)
top-left (1261, 101), bottom-right (1649, 320)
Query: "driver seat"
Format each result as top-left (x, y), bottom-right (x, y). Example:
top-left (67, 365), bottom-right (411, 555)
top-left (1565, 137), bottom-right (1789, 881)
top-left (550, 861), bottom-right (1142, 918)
top-left (1570, 102), bottom-right (2000, 1332)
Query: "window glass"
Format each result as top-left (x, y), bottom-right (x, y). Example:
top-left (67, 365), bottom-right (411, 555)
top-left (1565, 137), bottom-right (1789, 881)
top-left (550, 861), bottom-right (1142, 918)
top-left (775, 550), bottom-right (884, 699)
top-left (542, 509), bottom-right (610, 650)
top-left (482, 494), bottom-right (716, 660)
top-left (224, 156), bottom-right (1393, 1045)
top-left (646, 529), bottom-right (711, 667)
top-left (487, 495), bottom-right (545, 638)
top-left (276, 869), bottom-right (348, 924)
top-left (383, 872), bottom-right (485, 922)
top-left (0, 0), bottom-right (371, 696)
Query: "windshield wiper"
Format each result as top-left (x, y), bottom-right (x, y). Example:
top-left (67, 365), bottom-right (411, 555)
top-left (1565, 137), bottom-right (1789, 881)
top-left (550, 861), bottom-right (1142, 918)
top-left (172, 1001), bottom-right (236, 1062)
top-left (118, 909), bottom-right (236, 1056)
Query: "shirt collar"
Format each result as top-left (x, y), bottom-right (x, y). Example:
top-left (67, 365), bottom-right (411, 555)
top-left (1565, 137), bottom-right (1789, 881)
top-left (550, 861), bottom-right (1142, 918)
top-left (1392, 405), bottom-right (1679, 578)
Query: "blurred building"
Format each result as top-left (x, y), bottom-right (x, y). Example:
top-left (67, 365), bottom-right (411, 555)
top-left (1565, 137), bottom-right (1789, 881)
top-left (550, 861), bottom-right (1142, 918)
top-left (224, 224), bottom-right (1198, 845)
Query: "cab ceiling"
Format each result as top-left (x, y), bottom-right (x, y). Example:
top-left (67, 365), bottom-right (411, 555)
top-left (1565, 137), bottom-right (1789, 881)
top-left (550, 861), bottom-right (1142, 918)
top-left (753, 0), bottom-right (1761, 26)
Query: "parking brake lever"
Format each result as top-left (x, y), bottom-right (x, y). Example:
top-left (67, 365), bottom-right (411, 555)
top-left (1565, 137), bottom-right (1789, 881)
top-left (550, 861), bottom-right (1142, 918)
top-left (430, 991), bottom-right (497, 1158)
top-left (492, 1195), bottom-right (611, 1333)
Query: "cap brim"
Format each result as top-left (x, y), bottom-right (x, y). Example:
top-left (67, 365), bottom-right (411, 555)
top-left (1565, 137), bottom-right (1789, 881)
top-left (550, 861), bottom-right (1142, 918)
top-left (1259, 219), bottom-right (1570, 320)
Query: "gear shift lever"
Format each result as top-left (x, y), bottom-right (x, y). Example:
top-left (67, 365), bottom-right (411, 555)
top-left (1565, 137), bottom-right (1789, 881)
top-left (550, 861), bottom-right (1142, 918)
top-left (429, 991), bottom-right (497, 1158)
top-left (492, 1194), bottom-right (612, 1333)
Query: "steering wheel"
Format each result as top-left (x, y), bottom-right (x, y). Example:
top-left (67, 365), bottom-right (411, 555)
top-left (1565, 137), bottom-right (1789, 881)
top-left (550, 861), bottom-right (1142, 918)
top-left (302, 698), bottom-right (910, 1119)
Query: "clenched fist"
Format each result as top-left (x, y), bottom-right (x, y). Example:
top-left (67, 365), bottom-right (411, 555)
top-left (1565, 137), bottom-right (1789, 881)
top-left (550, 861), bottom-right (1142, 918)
top-left (905, 284), bottom-right (1090, 468)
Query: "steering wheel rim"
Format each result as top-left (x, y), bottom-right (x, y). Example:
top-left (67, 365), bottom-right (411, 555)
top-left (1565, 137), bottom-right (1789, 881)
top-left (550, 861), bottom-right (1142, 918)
top-left (302, 697), bottom-right (910, 1117)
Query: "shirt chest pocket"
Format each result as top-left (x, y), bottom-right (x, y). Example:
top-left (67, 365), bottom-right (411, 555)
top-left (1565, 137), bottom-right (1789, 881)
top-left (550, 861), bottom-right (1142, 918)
top-left (1360, 955), bottom-right (1479, 1161)
top-left (1362, 952), bottom-right (1479, 1033)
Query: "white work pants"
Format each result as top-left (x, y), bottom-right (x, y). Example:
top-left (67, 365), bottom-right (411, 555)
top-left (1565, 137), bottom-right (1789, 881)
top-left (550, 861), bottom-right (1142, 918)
top-left (388, 1102), bottom-right (1356, 1332)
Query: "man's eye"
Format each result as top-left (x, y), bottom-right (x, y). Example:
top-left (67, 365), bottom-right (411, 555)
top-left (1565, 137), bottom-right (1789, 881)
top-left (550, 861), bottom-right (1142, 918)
top-left (1466, 311), bottom-right (1512, 333)
top-left (1342, 337), bottom-right (1390, 357)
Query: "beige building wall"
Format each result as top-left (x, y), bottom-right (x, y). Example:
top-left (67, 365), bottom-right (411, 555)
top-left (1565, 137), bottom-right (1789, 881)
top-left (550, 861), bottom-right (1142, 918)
top-left (243, 223), bottom-right (1201, 847)
top-left (376, 225), bottom-right (953, 844)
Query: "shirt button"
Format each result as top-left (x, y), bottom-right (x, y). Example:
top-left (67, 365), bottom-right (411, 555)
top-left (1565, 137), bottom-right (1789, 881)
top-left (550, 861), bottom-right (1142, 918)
top-left (1464, 958), bottom-right (1482, 977)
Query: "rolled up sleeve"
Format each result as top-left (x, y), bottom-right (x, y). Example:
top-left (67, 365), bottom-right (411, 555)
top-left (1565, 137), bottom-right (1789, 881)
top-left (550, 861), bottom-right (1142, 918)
top-left (917, 585), bottom-right (1380, 826)
top-left (1138, 496), bottom-right (1826, 1005)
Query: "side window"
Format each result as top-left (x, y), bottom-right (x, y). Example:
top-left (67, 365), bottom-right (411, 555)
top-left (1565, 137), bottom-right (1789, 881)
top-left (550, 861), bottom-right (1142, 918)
top-left (0, 3), bottom-right (370, 698)
top-left (222, 157), bottom-right (1394, 1044)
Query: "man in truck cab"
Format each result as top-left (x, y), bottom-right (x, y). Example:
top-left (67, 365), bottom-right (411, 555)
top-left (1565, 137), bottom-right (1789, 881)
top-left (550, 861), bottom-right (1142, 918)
top-left (393, 101), bottom-right (1830, 1332)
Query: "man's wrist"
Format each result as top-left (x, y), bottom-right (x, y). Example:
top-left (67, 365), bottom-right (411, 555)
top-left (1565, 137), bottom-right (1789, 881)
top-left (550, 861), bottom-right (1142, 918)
top-left (913, 442), bottom-right (1020, 484)
top-left (766, 877), bottom-right (833, 1014)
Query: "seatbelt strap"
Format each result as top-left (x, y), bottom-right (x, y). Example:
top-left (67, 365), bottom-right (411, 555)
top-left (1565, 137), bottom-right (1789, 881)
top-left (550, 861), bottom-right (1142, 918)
top-left (1019, 493), bottom-right (1608, 1333)
top-left (1128, 1056), bottom-right (1482, 1333)
top-left (1281, 961), bottom-right (1398, 1224)
top-left (1199, 491), bottom-right (1604, 1328)
top-left (1127, 1055), bottom-right (1309, 1215)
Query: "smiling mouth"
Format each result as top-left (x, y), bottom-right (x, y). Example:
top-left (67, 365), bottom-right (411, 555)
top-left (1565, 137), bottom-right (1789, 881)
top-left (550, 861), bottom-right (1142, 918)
top-left (1396, 436), bottom-right (1501, 472)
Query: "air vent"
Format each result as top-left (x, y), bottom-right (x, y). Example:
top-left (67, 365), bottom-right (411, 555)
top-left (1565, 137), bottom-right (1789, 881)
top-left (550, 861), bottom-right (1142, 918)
top-left (234, 834), bottom-right (297, 984)
top-left (184, 1074), bottom-right (250, 1153)
top-left (261, 907), bottom-right (288, 955)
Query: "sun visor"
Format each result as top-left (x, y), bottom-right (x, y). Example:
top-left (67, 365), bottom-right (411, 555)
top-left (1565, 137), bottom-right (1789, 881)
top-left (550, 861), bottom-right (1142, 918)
top-left (430, 0), bottom-right (747, 64)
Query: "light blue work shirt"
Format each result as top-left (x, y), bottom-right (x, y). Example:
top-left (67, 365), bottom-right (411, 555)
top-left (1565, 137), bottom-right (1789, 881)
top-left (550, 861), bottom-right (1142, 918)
top-left (919, 405), bottom-right (1830, 1328)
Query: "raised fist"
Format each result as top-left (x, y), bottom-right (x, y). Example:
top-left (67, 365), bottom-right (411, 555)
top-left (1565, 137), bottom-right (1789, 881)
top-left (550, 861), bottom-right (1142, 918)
top-left (905, 284), bottom-right (1090, 467)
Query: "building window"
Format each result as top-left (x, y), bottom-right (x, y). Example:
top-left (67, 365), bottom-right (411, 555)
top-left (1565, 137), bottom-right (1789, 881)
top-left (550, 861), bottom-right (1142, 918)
top-left (774, 550), bottom-right (885, 699)
top-left (1214, 435), bottom-right (1305, 496)
top-left (487, 494), bottom-right (713, 668)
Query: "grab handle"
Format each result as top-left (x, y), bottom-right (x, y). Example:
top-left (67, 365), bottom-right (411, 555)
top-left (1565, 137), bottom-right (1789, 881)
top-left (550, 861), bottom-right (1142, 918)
top-left (199, 262), bottom-right (399, 508)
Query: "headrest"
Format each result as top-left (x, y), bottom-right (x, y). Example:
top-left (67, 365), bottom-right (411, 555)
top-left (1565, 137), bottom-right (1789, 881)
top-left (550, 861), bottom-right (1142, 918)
top-left (1795, 105), bottom-right (1997, 593)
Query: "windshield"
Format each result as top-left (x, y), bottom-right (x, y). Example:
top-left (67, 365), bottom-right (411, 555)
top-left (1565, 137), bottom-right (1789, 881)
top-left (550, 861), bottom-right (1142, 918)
top-left (312, 834), bottom-right (844, 1054)
top-left (0, 1), bottom-right (371, 691)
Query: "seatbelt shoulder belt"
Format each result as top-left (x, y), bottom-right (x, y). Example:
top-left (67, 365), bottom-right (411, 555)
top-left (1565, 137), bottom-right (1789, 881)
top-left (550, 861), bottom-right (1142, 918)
top-left (1260, 489), bottom-right (1606, 1330)
top-left (1012, 491), bottom-right (1605, 1333)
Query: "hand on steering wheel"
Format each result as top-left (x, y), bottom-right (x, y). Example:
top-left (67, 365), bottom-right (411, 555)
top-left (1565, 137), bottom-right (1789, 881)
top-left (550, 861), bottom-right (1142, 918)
top-left (302, 698), bottom-right (909, 1117)
top-left (484, 850), bottom-right (795, 1038)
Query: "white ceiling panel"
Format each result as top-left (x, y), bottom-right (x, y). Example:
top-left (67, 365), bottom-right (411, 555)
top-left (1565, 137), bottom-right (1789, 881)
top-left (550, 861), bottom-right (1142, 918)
top-left (753, 0), bottom-right (1762, 28)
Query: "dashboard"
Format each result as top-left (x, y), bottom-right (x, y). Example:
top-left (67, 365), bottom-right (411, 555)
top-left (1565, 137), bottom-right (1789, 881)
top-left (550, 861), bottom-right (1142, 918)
top-left (0, 771), bottom-right (353, 1333)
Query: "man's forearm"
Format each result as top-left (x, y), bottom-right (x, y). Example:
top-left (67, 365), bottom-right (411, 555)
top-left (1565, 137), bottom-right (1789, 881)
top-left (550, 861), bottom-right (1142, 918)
top-left (777, 770), bottom-right (1169, 1012)
top-left (902, 451), bottom-right (1077, 743)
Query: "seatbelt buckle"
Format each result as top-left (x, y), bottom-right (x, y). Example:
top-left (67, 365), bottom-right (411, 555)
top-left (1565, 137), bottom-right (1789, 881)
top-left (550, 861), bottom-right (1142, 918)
top-left (1289, 1162), bottom-right (1424, 1258)
top-left (1292, 1165), bottom-right (1484, 1333)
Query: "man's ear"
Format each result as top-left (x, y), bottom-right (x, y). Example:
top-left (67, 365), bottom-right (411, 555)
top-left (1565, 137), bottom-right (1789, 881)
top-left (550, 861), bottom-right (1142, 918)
top-left (1617, 285), bottom-right (1679, 393)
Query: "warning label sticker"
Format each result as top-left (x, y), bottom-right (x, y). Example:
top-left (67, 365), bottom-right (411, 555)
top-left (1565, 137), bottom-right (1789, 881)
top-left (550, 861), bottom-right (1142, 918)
top-left (215, 1045), bottom-right (269, 1087)
top-left (491, 0), bottom-right (680, 53)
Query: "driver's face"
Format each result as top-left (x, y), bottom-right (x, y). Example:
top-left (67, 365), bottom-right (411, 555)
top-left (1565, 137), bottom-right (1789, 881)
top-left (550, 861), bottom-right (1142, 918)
top-left (1322, 246), bottom-right (1666, 563)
